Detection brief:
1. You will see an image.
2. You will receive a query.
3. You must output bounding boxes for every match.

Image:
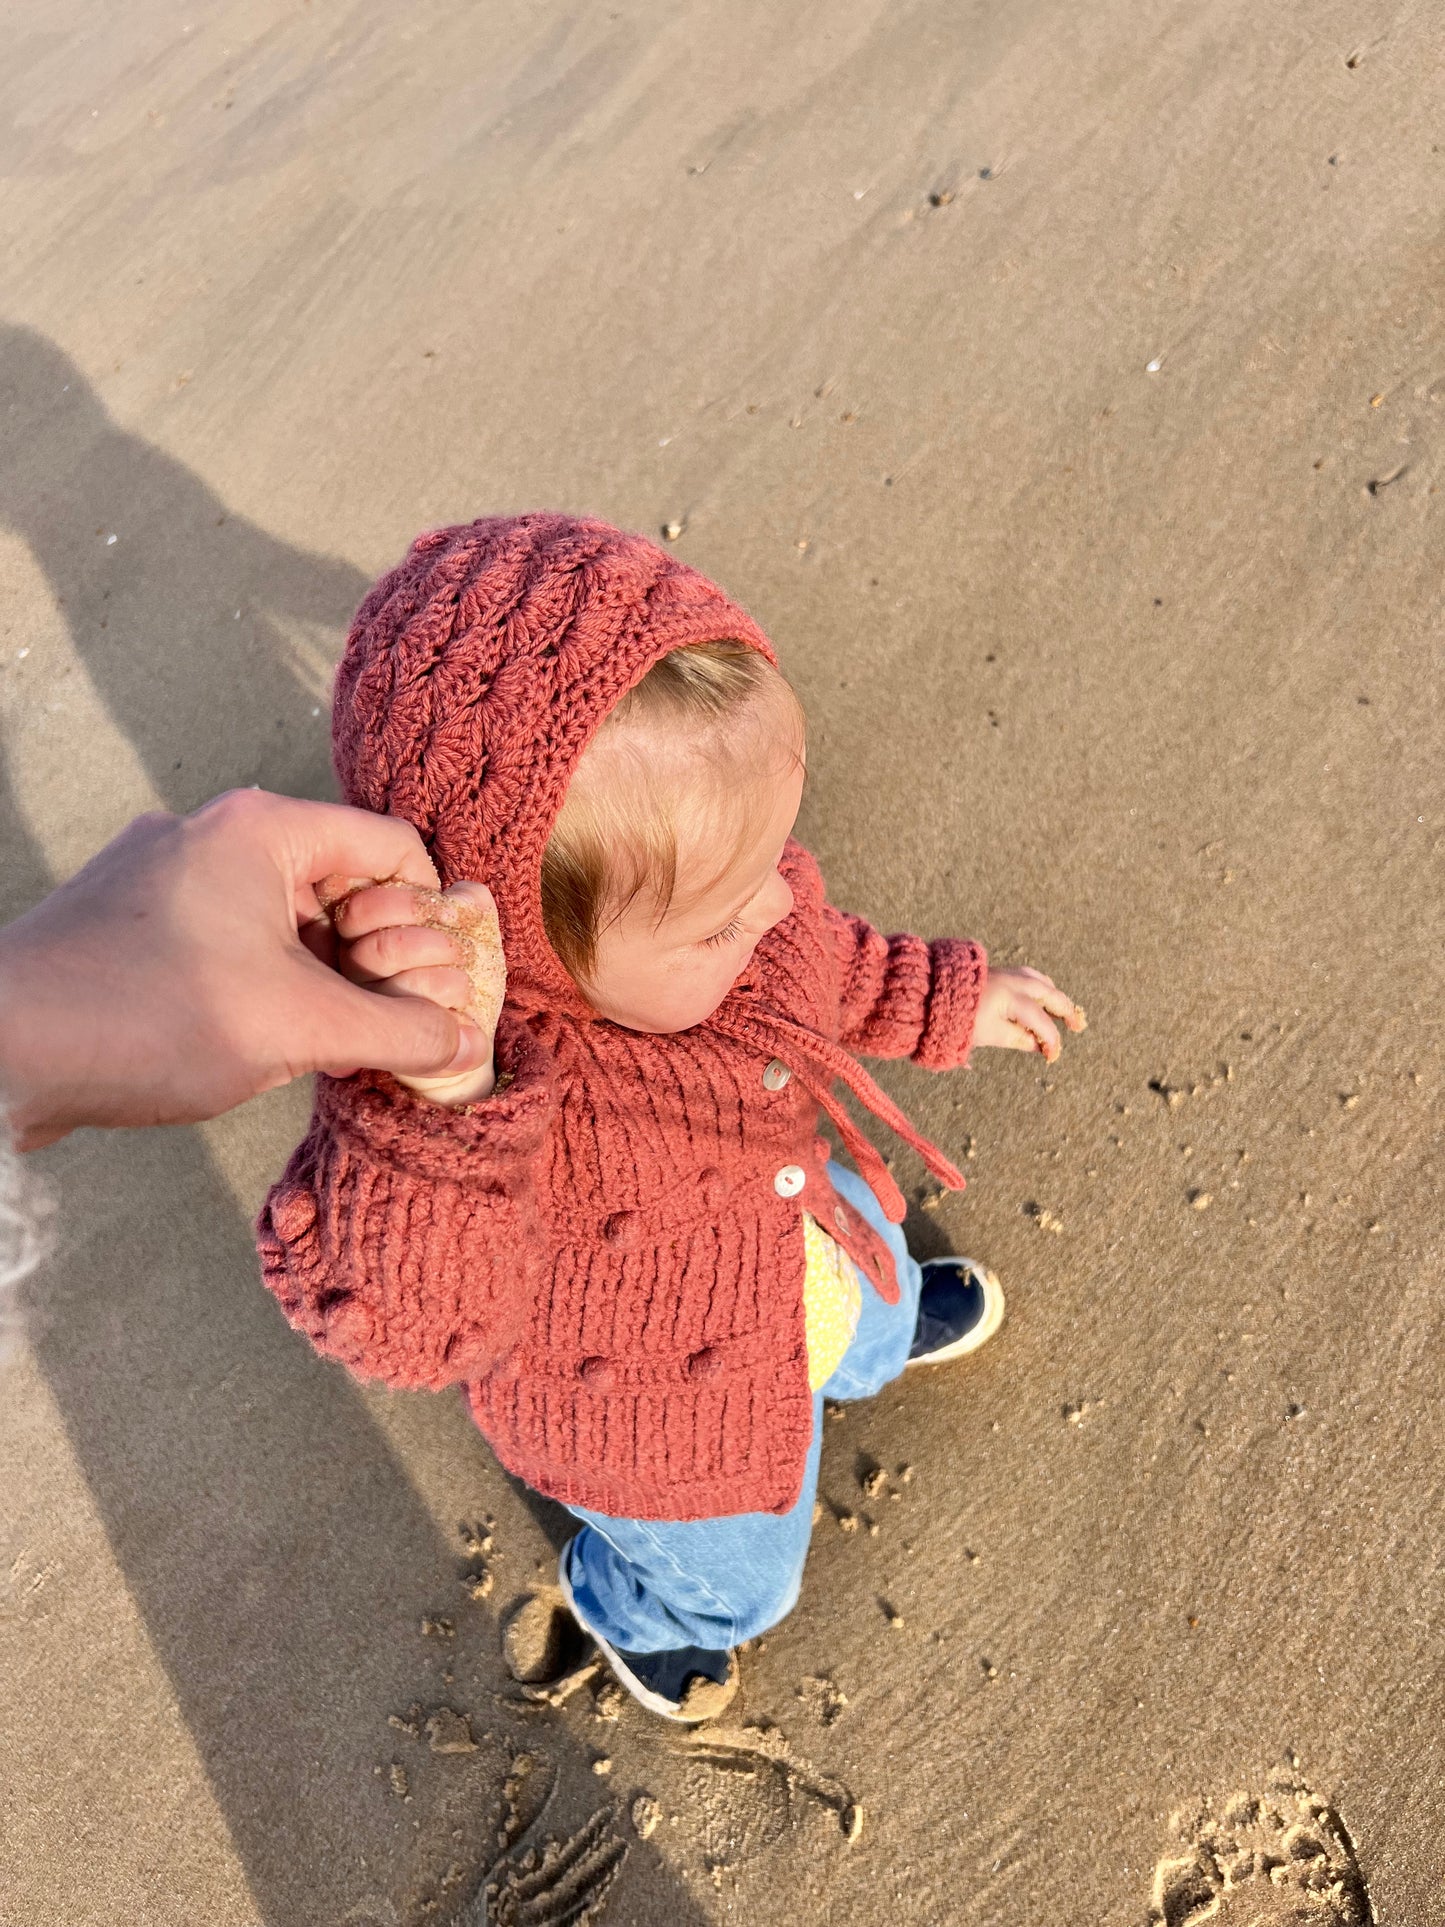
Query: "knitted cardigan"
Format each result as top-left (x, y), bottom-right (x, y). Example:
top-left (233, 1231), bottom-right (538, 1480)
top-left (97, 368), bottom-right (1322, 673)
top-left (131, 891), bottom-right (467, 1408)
top-left (257, 516), bottom-right (987, 1519)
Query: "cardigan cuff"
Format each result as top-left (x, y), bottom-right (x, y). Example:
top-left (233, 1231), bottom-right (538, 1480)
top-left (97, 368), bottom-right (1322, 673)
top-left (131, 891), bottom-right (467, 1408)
top-left (314, 1010), bottom-right (553, 1183)
top-left (913, 939), bottom-right (988, 1071)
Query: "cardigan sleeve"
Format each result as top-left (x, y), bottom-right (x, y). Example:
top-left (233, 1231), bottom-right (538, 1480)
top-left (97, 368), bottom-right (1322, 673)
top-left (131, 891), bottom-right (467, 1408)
top-left (824, 905), bottom-right (988, 1070)
top-left (255, 1009), bottom-right (554, 1390)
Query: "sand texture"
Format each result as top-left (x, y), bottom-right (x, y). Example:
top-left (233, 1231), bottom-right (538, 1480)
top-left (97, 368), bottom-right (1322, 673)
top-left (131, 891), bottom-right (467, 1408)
top-left (1, 1), bottom-right (1441, 1922)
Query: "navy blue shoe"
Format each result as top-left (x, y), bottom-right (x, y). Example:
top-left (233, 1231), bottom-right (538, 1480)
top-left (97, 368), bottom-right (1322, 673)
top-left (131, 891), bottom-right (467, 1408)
top-left (906, 1258), bottom-right (1005, 1366)
top-left (558, 1546), bottom-right (738, 1723)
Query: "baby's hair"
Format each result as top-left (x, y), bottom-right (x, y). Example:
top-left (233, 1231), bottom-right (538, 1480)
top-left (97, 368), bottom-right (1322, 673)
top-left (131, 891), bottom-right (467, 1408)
top-left (541, 641), bottom-right (804, 981)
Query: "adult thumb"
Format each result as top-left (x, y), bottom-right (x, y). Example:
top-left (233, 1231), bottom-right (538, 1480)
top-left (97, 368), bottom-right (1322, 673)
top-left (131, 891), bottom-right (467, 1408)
top-left (306, 973), bottom-right (492, 1081)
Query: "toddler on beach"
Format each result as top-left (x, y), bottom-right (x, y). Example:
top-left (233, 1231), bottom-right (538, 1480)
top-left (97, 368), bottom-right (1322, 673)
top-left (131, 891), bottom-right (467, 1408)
top-left (258, 513), bottom-right (1083, 1720)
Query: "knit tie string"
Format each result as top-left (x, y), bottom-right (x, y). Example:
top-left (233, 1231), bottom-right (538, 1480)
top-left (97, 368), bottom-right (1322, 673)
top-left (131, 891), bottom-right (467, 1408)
top-left (709, 1007), bottom-right (966, 1226)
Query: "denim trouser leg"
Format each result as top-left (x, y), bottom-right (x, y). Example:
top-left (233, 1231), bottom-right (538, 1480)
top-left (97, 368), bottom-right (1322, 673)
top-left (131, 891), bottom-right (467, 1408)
top-left (560, 1160), bottom-right (924, 1653)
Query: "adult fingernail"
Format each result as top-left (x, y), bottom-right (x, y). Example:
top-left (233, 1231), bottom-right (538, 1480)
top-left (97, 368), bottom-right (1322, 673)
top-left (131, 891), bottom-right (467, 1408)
top-left (444, 1021), bottom-right (490, 1074)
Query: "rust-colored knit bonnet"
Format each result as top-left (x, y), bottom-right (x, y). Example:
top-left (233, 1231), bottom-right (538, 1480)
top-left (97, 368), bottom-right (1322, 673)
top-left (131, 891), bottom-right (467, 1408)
top-left (332, 513), bottom-right (775, 1020)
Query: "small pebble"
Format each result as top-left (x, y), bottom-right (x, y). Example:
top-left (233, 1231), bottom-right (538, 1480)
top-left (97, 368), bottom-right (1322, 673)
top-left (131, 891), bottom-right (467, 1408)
top-left (1189, 1191), bottom-right (1213, 1211)
top-left (841, 1802), bottom-right (865, 1842)
top-left (425, 1709), bottom-right (477, 1755)
top-left (592, 1756), bottom-right (613, 1776)
top-left (837, 1511), bottom-right (859, 1534)
top-left (631, 1794), bottom-right (662, 1839)
top-left (662, 519), bottom-right (684, 541)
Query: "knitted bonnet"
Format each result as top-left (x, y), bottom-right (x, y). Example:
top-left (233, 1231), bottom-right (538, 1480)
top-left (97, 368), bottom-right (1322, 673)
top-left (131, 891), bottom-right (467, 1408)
top-left (332, 513), bottom-right (776, 1018)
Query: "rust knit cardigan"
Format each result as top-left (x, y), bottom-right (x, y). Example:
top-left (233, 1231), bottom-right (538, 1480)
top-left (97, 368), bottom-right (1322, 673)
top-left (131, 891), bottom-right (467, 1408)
top-left (257, 515), bottom-right (987, 1520)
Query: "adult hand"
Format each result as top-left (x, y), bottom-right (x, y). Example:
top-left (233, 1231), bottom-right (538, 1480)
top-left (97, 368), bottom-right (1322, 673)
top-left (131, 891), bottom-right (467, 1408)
top-left (0, 790), bottom-right (492, 1150)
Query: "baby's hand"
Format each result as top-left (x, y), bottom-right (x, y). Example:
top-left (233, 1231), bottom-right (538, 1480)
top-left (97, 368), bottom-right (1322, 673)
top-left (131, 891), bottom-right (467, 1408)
top-left (317, 876), bottom-right (506, 1105)
top-left (973, 966), bottom-right (1085, 1065)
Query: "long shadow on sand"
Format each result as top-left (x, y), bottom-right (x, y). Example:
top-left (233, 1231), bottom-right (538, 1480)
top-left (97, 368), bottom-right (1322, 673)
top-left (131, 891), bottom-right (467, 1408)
top-left (0, 321), bottom-right (356, 815)
top-left (3, 324), bottom-right (706, 1926)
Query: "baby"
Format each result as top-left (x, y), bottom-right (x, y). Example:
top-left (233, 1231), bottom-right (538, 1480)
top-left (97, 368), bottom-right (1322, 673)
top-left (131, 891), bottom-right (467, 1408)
top-left (259, 513), bottom-right (1082, 1721)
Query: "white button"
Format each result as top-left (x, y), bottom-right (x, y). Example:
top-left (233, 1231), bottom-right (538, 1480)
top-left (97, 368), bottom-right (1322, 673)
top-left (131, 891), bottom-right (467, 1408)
top-left (762, 1059), bottom-right (792, 1092)
top-left (774, 1164), bottom-right (806, 1198)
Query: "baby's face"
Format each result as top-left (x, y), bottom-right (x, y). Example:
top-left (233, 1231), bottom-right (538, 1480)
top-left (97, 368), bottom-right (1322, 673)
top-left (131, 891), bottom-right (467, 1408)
top-left (582, 752), bottom-right (805, 1034)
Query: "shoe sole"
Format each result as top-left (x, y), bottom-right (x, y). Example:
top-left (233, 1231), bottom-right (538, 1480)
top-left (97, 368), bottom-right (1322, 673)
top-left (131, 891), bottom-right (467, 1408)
top-left (904, 1263), bottom-right (1006, 1367)
top-left (557, 1547), bottom-right (738, 1724)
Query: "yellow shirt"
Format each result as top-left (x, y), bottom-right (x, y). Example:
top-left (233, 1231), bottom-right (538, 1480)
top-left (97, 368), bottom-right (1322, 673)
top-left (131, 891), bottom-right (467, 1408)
top-left (801, 1211), bottom-right (863, 1390)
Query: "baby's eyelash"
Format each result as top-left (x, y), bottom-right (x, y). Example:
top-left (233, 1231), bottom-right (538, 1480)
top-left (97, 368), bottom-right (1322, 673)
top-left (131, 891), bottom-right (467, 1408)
top-left (703, 919), bottom-right (743, 948)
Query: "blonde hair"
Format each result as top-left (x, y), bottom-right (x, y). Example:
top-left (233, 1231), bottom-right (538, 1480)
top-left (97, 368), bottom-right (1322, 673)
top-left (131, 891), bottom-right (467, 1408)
top-left (541, 642), bottom-right (804, 980)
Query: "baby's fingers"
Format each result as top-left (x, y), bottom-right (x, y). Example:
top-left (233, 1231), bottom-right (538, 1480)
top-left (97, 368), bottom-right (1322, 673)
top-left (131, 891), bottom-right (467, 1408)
top-left (1012, 966), bottom-right (1086, 1033)
top-left (1037, 982), bottom-right (1087, 1033)
top-left (1008, 998), bottom-right (1062, 1062)
top-left (342, 921), bottom-right (460, 984)
top-left (328, 880), bottom-right (437, 940)
top-left (366, 964), bottom-right (475, 1012)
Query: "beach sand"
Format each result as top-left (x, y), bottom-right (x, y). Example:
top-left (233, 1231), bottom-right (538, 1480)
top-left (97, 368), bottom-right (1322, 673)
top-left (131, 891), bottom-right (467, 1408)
top-left (1, 2), bottom-right (1440, 1921)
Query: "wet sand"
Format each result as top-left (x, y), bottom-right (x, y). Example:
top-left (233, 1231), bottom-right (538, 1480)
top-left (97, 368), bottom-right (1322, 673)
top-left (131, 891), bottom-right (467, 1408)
top-left (1, 2), bottom-right (1441, 1922)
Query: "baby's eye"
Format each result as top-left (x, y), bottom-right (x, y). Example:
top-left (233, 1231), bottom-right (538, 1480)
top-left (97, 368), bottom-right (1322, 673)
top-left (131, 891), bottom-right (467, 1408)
top-left (702, 919), bottom-right (744, 949)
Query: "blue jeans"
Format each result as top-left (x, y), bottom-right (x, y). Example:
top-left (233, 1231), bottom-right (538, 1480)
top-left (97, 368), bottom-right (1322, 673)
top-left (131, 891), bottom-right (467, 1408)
top-left (560, 1160), bottom-right (924, 1652)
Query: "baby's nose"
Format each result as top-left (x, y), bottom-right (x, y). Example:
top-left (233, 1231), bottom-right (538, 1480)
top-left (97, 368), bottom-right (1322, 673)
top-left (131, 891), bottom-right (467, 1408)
top-left (761, 870), bottom-right (795, 931)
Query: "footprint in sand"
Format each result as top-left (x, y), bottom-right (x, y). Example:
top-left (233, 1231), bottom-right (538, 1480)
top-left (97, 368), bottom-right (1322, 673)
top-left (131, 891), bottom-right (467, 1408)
top-left (456, 1750), bottom-right (627, 1926)
top-left (1149, 1770), bottom-right (1375, 1926)
top-left (683, 1723), bottom-right (861, 1870)
top-left (477, 1804), bottom-right (627, 1927)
